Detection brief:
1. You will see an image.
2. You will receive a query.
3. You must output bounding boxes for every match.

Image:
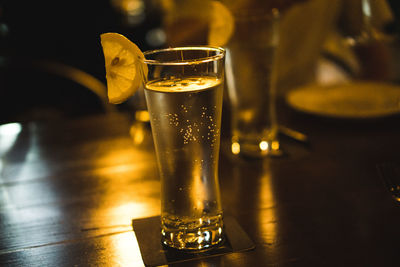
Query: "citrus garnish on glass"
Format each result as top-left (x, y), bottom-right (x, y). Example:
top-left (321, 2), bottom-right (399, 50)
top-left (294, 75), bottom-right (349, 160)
top-left (208, 1), bottom-right (234, 47)
top-left (100, 32), bottom-right (147, 104)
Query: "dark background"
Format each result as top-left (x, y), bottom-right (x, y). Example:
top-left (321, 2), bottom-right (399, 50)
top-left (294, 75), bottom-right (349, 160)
top-left (0, 0), bottom-right (163, 123)
top-left (1, 0), bottom-right (400, 124)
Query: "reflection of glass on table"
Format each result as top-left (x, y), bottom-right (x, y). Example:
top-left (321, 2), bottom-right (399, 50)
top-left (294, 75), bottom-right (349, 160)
top-left (142, 47), bottom-right (225, 251)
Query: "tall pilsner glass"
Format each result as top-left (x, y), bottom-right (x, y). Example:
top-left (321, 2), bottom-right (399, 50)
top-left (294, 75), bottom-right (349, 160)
top-left (226, 9), bottom-right (280, 157)
top-left (142, 47), bottom-right (225, 250)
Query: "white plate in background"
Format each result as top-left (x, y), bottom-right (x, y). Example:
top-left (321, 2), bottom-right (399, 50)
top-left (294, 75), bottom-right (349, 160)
top-left (286, 82), bottom-right (400, 119)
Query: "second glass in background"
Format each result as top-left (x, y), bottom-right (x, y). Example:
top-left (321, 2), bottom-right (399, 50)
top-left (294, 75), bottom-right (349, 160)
top-left (225, 9), bottom-right (281, 158)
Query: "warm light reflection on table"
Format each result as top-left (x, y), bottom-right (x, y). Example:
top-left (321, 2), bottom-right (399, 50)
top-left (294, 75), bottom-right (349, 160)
top-left (258, 161), bottom-right (278, 250)
top-left (87, 132), bottom-right (158, 266)
top-left (0, 116), bottom-right (159, 266)
top-left (0, 123), bottom-right (22, 154)
top-left (110, 231), bottom-right (145, 267)
top-left (90, 145), bottom-right (160, 224)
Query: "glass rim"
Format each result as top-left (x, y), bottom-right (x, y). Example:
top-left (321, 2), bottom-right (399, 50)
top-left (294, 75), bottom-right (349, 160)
top-left (142, 46), bottom-right (225, 66)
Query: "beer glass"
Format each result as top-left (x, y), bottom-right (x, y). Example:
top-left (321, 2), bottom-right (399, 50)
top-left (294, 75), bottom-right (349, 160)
top-left (225, 9), bottom-right (281, 157)
top-left (142, 47), bottom-right (225, 250)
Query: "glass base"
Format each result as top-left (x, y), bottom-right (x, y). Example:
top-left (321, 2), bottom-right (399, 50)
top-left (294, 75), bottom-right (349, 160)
top-left (161, 214), bottom-right (224, 251)
top-left (231, 136), bottom-right (282, 158)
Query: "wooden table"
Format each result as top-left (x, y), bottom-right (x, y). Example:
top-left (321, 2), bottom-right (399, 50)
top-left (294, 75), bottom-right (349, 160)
top-left (1, 106), bottom-right (400, 266)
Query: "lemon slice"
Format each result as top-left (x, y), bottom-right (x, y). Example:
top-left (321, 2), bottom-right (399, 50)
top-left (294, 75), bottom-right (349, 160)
top-left (100, 33), bottom-right (148, 104)
top-left (208, 1), bottom-right (234, 47)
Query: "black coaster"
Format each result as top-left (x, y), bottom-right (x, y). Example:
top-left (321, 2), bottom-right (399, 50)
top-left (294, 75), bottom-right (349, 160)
top-left (131, 215), bottom-right (255, 266)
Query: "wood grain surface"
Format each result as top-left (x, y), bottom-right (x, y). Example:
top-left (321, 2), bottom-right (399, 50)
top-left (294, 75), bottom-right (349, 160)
top-left (1, 107), bottom-right (400, 266)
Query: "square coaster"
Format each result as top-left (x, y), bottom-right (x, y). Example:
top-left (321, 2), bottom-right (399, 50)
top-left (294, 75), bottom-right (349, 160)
top-left (132, 215), bottom-right (255, 266)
